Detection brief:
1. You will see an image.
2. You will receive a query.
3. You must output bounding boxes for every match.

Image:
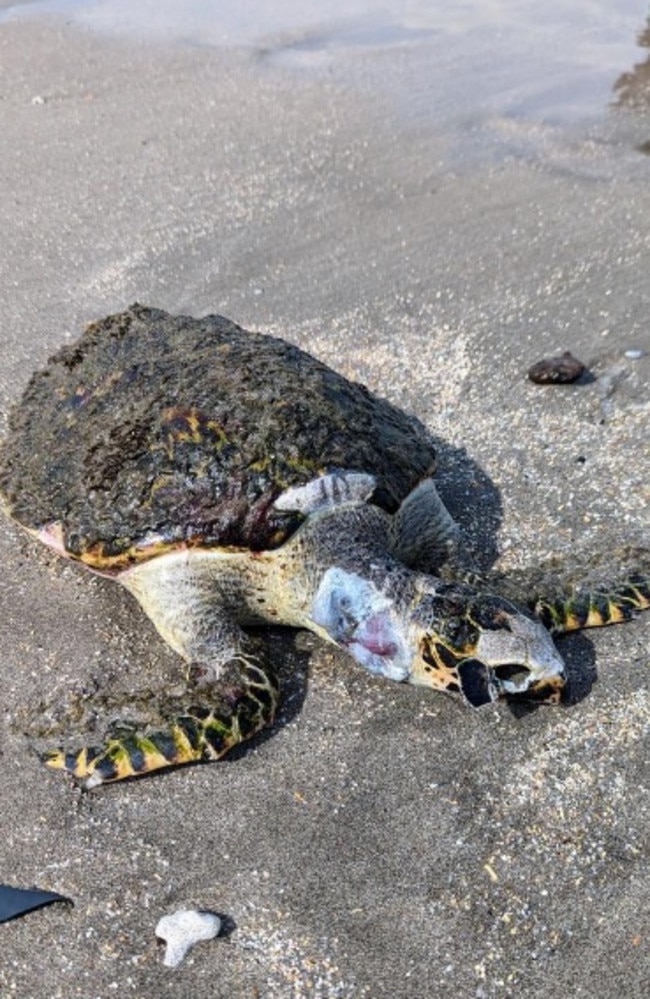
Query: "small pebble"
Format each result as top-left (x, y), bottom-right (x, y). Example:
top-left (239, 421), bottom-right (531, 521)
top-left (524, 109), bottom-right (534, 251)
top-left (624, 349), bottom-right (643, 360)
top-left (155, 909), bottom-right (221, 968)
top-left (527, 351), bottom-right (586, 384)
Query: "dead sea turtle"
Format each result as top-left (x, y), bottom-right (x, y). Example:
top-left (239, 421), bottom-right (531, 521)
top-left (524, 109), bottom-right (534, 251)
top-left (0, 304), bottom-right (648, 787)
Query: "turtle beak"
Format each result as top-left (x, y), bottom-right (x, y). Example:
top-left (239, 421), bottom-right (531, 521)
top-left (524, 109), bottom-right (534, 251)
top-left (505, 671), bottom-right (567, 704)
top-left (474, 610), bottom-right (567, 701)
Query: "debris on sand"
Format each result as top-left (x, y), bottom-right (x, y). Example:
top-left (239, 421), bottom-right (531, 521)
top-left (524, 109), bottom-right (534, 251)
top-left (155, 908), bottom-right (222, 968)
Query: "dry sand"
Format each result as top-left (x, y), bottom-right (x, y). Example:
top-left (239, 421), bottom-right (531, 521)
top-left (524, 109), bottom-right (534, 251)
top-left (0, 9), bottom-right (649, 998)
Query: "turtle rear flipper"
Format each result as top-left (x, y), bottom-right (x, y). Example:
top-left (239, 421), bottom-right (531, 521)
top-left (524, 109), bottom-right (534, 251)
top-left (532, 573), bottom-right (650, 635)
top-left (43, 659), bottom-right (278, 788)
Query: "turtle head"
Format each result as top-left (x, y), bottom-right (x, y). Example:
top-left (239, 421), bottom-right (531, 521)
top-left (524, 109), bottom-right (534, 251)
top-left (408, 581), bottom-right (567, 706)
top-left (309, 568), bottom-right (566, 706)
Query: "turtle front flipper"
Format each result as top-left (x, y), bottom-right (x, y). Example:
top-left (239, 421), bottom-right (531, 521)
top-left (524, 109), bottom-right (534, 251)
top-left (43, 659), bottom-right (279, 788)
top-left (43, 549), bottom-right (281, 787)
top-left (532, 573), bottom-right (650, 635)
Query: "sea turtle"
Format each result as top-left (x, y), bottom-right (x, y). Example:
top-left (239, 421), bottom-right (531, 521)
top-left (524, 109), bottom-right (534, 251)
top-left (0, 304), bottom-right (648, 788)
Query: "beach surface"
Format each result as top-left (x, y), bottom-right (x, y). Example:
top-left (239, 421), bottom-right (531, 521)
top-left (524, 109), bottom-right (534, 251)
top-left (0, 3), bottom-right (649, 996)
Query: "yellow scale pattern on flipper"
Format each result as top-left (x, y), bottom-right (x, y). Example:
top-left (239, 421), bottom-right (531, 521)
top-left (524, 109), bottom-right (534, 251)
top-left (534, 574), bottom-right (650, 635)
top-left (43, 663), bottom-right (279, 787)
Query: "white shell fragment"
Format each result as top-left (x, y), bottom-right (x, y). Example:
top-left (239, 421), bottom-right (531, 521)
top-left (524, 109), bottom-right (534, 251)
top-left (155, 909), bottom-right (221, 968)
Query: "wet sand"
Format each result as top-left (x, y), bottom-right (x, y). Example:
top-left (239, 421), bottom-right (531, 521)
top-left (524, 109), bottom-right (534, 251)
top-left (0, 9), bottom-right (649, 998)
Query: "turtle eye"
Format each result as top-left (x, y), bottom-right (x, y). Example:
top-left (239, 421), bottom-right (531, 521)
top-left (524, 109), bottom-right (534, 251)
top-left (441, 615), bottom-right (478, 653)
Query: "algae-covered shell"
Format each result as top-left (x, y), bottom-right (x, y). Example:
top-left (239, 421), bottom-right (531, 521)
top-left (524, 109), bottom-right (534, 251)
top-left (0, 305), bottom-right (436, 572)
